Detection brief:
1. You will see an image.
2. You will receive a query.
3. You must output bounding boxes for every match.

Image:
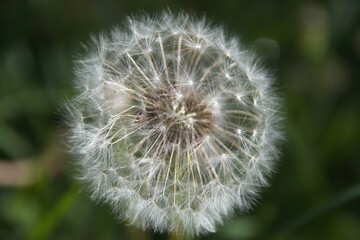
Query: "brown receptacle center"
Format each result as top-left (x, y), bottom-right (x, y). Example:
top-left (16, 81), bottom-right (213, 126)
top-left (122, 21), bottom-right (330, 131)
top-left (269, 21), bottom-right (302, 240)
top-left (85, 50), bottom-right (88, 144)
top-left (138, 88), bottom-right (213, 149)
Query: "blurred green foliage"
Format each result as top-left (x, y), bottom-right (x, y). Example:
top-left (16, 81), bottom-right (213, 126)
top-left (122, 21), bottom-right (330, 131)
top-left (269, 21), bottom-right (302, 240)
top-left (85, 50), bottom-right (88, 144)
top-left (0, 0), bottom-right (359, 239)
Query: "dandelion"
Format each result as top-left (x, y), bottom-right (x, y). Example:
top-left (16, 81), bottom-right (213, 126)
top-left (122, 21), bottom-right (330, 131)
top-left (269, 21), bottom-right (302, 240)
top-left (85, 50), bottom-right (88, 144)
top-left (65, 11), bottom-right (283, 236)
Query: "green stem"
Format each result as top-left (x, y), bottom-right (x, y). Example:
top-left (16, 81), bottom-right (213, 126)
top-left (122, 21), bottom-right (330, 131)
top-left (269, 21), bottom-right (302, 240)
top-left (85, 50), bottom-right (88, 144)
top-left (169, 233), bottom-right (184, 240)
top-left (279, 182), bottom-right (360, 236)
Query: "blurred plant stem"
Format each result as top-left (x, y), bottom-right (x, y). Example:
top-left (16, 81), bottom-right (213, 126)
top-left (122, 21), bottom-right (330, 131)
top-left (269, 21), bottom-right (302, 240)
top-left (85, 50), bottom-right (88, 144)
top-left (169, 234), bottom-right (184, 240)
top-left (0, 138), bottom-right (63, 187)
top-left (123, 226), bottom-right (151, 240)
top-left (29, 183), bottom-right (78, 240)
top-left (278, 182), bottom-right (360, 237)
top-left (0, 160), bottom-right (33, 186)
top-left (169, 232), bottom-right (193, 240)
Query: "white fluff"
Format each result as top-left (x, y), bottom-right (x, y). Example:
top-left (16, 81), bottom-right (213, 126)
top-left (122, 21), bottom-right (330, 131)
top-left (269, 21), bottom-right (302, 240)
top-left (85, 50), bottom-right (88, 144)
top-left (65, 10), bottom-right (283, 236)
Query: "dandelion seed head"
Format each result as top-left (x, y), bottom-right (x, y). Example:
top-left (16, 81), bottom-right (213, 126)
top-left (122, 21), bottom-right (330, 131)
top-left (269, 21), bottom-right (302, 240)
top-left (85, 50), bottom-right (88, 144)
top-left (65, 10), bottom-right (283, 236)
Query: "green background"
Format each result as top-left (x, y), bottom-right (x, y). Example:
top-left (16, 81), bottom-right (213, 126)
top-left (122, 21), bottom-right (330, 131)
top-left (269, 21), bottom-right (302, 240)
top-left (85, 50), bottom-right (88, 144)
top-left (0, 0), bottom-right (359, 239)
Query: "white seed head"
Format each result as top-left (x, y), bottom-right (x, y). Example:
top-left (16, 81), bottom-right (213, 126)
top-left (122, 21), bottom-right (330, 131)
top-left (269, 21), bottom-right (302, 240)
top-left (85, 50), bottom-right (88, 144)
top-left (65, 11), bottom-right (283, 236)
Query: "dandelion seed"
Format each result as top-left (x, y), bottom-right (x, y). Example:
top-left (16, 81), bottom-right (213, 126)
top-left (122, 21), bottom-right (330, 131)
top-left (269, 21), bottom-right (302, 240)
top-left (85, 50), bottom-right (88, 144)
top-left (65, 11), bottom-right (283, 236)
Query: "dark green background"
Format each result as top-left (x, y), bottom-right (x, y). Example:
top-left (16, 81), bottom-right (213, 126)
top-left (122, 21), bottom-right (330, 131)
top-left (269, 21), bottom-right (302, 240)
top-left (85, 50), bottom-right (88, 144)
top-left (0, 0), bottom-right (359, 239)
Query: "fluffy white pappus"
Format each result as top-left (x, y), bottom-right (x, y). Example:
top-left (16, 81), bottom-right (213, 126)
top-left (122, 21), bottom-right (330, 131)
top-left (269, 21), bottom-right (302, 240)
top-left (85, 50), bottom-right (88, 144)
top-left (64, 10), bottom-right (283, 236)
